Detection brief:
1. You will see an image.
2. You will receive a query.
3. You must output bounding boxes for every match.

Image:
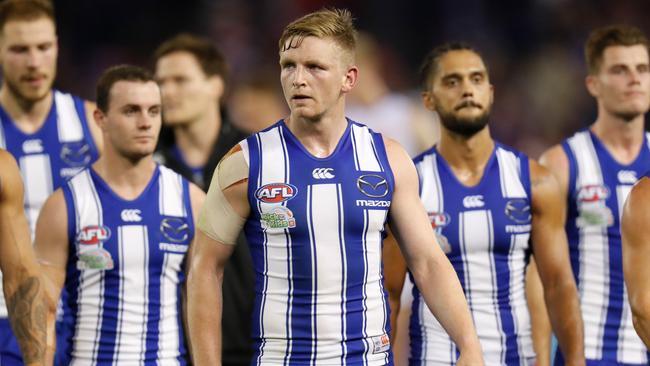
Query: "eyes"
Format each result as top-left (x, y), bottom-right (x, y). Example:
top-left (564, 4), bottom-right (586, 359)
top-left (610, 64), bottom-right (650, 75)
top-left (8, 42), bottom-right (54, 54)
top-left (280, 61), bottom-right (327, 72)
top-left (442, 73), bottom-right (486, 88)
top-left (122, 105), bottom-right (161, 117)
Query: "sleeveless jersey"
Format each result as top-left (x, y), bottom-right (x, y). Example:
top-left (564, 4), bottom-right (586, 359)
top-left (61, 165), bottom-right (192, 365)
top-left (242, 120), bottom-right (394, 365)
top-left (558, 130), bottom-right (650, 365)
top-left (0, 90), bottom-right (98, 319)
top-left (411, 144), bottom-right (534, 366)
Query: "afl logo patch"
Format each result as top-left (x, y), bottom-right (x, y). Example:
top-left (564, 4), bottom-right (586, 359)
top-left (76, 225), bottom-right (111, 245)
top-left (577, 184), bottom-right (609, 203)
top-left (428, 212), bottom-right (451, 229)
top-left (255, 183), bottom-right (297, 203)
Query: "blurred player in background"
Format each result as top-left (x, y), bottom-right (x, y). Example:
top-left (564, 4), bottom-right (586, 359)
top-left (35, 65), bottom-right (204, 364)
top-left (0, 1), bottom-right (101, 363)
top-left (153, 33), bottom-right (255, 365)
top-left (385, 43), bottom-right (584, 366)
top-left (538, 24), bottom-right (650, 365)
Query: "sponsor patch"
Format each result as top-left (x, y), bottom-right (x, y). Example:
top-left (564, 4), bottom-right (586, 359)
top-left (159, 242), bottom-right (189, 253)
top-left (60, 142), bottom-right (92, 166)
top-left (505, 199), bottom-right (531, 224)
top-left (357, 174), bottom-right (389, 198)
top-left (371, 333), bottom-right (390, 354)
top-left (428, 212), bottom-right (451, 229)
top-left (356, 199), bottom-right (390, 208)
top-left (77, 248), bottom-right (114, 270)
top-left (76, 225), bottom-right (111, 245)
top-left (160, 217), bottom-right (190, 243)
top-left (576, 185), bottom-right (613, 227)
top-left (435, 233), bottom-right (452, 254)
top-left (260, 206), bottom-right (296, 230)
top-left (256, 183), bottom-right (297, 203)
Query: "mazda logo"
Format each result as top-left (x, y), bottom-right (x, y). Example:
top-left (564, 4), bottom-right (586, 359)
top-left (356, 174), bottom-right (388, 198)
top-left (505, 199), bottom-right (531, 224)
top-left (160, 217), bottom-right (190, 243)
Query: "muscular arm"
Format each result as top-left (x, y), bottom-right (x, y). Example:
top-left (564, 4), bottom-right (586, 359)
top-left (526, 260), bottom-right (551, 366)
top-left (529, 159), bottom-right (585, 366)
top-left (621, 177), bottom-right (650, 348)
top-left (382, 230), bottom-right (407, 342)
top-left (0, 150), bottom-right (46, 366)
top-left (384, 138), bottom-right (483, 365)
top-left (33, 190), bottom-right (70, 366)
top-left (187, 147), bottom-right (249, 366)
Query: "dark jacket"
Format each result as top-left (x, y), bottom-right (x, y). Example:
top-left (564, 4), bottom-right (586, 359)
top-left (155, 119), bottom-right (255, 366)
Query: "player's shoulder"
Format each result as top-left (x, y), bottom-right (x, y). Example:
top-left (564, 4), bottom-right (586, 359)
top-left (539, 143), bottom-right (569, 172)
top-left (411, 144), bottom-right (437, 165)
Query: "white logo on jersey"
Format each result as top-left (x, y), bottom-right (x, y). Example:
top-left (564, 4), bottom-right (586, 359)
top-left (617, 170), bottom-right (637, 184)
top-left (463, 195), bottom-right (484, 208)
top-left (22, 139), bottom-right (44, 154)
top-left (312, 168), bottom-right (335, 179)
top-left (121, 209), bottom-right (142, 222)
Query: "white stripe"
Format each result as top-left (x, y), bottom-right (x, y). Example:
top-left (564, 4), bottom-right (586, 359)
top-left (569, 132), bottom-right (609, 359)
top-left (159, 166), bottom-right (185, 217)
top-left (257, 127), bottom-right (290, 364)
top-left (157, 253), bottom-right (183, 365)
top-left (240, 140), bottom-right (250, 166)
top-left (0, 120), bottom-right (5, 149)
top-left (460, 210), bottom-right (504, 365)
top-left (496, 148), bottom-right (526, 198)
top-left (351, 125), bottom-right (381, 172)
top-left (68, 171), bottom-right (105, 363)
top-left (310, 184), bottom-right (344, 362)
top-left (55, 91), bottom-right (84, 142)
top-left (114, 225), bottom-right (149, 364)
top-left (19, 154), bottom-right (53, 237)
top-left (509, 234), bottom-right (534, 363)
top-left (416, 153), bottom-right (443, 213)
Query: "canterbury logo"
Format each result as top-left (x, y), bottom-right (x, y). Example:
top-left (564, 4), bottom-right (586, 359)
top-left (22, 139), bottom-right (44, 154)
top-left (312, 168), bottom-right (335, 179)
top-left (617, 170), bottom-right (637, 184)
top-left (463, 195), bottom-right (484, 208)
top-left (120, 209), bottom-right (142, 222)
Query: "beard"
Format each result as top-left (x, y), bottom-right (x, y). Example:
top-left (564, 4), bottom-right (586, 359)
top-left (437, 100), bottom-right (490, 137)
top-left (4, 73), bottom-right (53, 104)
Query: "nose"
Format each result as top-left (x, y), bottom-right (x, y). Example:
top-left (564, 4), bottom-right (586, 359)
top-left (292, 66), bottom-right (306, 88)
top-left (461, 79), bottom-right (474, 98)
top-left (26, 48), bottom-right (42, 69)
top-left (137, 113), bottom-right (154, 130)
top-left (629, 69), bottom-right (642, 85)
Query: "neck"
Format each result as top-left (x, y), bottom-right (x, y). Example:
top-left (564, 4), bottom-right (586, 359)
top-left (590, 108), bottom-right (645, 164)
top-left (173, 107), bottom-right (221, 167)
top-left (0, 86), bottom-right (53, 133)
top-left (286, 107), bottom-right (348, 158)
top-left (92, 146), bottom-right (157, 200)
top-left (437, 126), bottom-right (494, 186)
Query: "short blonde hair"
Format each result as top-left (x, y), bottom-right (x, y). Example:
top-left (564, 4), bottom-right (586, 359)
top-left (278, 8), bottom-right (356, 57)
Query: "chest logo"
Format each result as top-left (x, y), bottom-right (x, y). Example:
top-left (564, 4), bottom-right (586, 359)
top-left (576, 184), bottom-right (613, 228)
top-left (505, 199), bottom-right (531, 224)
top-left (22, 139), bottom-right (43, 154)
top-left (60, 142), bottom-right (92, 167)
top-left (357, 174), bottom-right (388, 198)
top-left (76, 225), bottom-right (113, 271)
top-left (160, 217), bottom-right (190, 243)
top-left (261, 206), bottom-right (296, 230)
top-left (617, 170), bottom-right (638, 184)
top-left (312, 168), bottom-right (335, 179)
top-left (577, 184), bottom-right (609, 203)
top-left (463, 195), bottom-right (484, 208)
top-left (255, 183), bottom-right (297, 203)
top-left (428, 212), bottom-right (452, 254)
top-left (121, 209), bottom-right (142, 222)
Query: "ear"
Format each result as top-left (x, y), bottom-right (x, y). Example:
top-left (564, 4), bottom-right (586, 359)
top-left (341, 65), bottom-right (358, 93)
top-left (93, 109), bottom-right (107, 131)
top-left (421, 91), bottom-right (436, 111)
top-left (585, 74), bottom-right (599, 98)
top-left (207, 75), bottom-right (225, 101)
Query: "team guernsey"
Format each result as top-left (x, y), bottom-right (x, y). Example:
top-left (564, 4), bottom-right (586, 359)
top-left (242, 120), bottom-right (394, 365)
top-left (411, 144), bottom-right (534, 366)
top-left (60, 165), bottom-right (192, 365)
top-left (556, 130), bottom-right (650, 365)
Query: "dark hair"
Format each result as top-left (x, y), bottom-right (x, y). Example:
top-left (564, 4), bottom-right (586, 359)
top-left (585, 25), bottom-right (649, 74)
top-left (0, 0), bottom-right (54, 32)
top-left (96, 65), bottom-right (155, 112)
top-left (419, 42), bottom-right (483, 91)
top-left (153, 33), bottom-right (227, 78)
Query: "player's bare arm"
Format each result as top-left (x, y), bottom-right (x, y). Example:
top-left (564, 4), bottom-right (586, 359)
top-left (0, 150), bottom-right (46, 366)
top-left (187, 146), bottom-right (248, 366)
top-left (384, 137), bottom-right (483, 366)
top-left (622, 176), bottom-right (650, 348)
top-left (529, 159), bottom-right (585, 366)
top-left (526, 260), bottom-right (552, 366)
top-left (33, 189), bottom-right (69, 366)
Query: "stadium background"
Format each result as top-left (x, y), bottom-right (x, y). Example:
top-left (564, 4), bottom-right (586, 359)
top-left (51, 0), bottom-right (650, 158)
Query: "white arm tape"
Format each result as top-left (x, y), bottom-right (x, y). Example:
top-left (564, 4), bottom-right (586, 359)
top-left (197, 149), bottom-right (248, 245)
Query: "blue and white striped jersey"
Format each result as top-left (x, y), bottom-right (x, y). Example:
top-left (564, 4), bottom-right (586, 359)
top-left (411, 144), bottom-right (534, 366)
top-left (61, 165), bottom-right (192, 365)
top-left (0, 90), bottom-right (98, 318)
top-left (557, 130), bottom-right (650, 365)
top-left (242, 119), bottom-right (394, 365)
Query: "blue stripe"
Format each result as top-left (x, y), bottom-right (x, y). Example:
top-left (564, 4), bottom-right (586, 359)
top-left (562, 141), bottom-right (582, 287)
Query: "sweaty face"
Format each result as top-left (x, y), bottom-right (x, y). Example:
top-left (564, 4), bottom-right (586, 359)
top-left (425, 50), bottom-right (493, 137)
top-left (279, 36), bottom-right (355, 122)
top-left (101, 81), bottom-right (162, 162)
top-left (0, 17), bottom-right (58, 103)
top-left (590, 45), bottom-right (650, 121)
top-left (155, 51), bottom-right (219, 126)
